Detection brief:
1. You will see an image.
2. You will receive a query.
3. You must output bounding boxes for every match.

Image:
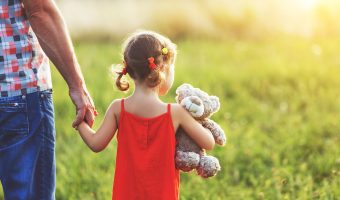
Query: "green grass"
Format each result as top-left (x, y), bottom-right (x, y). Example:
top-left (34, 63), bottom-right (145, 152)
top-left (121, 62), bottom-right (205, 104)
top-left (1, 36), bottom-right (340, 199)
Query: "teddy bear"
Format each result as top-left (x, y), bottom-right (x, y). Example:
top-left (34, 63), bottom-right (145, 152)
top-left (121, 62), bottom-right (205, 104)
top-left (175, 83), bottom-right (226, 178)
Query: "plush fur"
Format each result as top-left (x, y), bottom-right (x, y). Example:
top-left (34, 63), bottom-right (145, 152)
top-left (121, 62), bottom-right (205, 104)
top-left (175, 84), bottom-right (226, 178)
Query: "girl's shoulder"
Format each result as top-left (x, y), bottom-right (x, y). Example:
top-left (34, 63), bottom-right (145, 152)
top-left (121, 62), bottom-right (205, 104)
top-left (169, 103), bottom-right (187, 121)
top-left (169, 103), bottom-right (187, 115)
top-left (107, 99), bottom-right (124, 118)
top-left (169, 103), bottom-right (181, 112)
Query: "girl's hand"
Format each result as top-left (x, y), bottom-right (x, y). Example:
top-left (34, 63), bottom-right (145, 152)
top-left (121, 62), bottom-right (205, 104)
top-left (77, 100), bottom-right (120, 152)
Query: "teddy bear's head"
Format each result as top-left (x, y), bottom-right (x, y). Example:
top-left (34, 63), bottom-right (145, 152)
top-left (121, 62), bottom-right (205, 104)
top-left (175, 84), bottom-right (220, 120)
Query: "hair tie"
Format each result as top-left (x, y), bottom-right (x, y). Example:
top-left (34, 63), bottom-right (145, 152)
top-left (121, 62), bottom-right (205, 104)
top-left (162, 47), bottom-right (168, 55)
top-left (121, 67), bottom-right (127, 75)
top-left (148, 57), bottom-right (157, 70)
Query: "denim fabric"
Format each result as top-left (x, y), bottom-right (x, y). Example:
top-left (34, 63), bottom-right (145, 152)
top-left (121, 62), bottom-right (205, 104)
top-left (0, 90), bottom-right (56, 200)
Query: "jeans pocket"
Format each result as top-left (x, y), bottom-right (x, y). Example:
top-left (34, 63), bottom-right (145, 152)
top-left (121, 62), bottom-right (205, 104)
top-left (0, 102), bottom-right (29, 149)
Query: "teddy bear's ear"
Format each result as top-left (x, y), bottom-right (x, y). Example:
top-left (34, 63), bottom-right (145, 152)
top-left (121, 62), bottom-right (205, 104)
top-left (176, 84), bottom-right (193, 95)
top-left (176, 84), bottom-right (195, 103)
top-left (210, 96), bottom-right (220, 113)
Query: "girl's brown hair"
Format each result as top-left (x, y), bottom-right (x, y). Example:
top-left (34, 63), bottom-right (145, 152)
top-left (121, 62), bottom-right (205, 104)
top-left (116, 31), bottom-right (177, 91)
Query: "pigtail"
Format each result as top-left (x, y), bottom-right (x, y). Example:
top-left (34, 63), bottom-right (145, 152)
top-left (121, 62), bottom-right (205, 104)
top-left (116, 69), bottom-right (129, 91)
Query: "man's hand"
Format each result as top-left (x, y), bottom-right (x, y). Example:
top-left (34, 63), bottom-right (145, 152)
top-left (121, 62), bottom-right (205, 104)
top-left (69, 86), bottom-right (98, 128)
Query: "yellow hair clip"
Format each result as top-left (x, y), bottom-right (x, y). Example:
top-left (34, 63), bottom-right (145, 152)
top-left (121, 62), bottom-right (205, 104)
top-left (162, 47), bottom-right (168, 55)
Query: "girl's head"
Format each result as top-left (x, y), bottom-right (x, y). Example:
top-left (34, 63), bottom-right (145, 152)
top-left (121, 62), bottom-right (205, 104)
top-left (116, 30), bottom-right (177, 95)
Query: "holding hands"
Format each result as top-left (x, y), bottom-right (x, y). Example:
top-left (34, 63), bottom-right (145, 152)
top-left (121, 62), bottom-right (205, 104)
top-left (70, 85), bottom-right (98, 128)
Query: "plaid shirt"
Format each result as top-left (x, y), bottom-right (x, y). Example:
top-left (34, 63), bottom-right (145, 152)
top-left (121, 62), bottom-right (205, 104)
top-left (0, 0), bottom-right (52, 97)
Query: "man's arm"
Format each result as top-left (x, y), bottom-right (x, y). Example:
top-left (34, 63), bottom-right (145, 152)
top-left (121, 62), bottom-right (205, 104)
top-left (22, 0), bottom-right (97, 127)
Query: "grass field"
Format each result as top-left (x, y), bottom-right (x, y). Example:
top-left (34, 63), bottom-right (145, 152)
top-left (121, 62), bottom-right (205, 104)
top-left (1, 36), bottom-right (340, 199)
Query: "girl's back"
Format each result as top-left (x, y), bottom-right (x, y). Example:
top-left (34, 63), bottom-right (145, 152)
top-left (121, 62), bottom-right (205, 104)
top-left (113, 99), bottom-right (179, 200)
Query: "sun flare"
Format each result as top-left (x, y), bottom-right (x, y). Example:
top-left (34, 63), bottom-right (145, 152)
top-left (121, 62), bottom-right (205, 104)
top-left (300, 0), bottom-right (318, 9)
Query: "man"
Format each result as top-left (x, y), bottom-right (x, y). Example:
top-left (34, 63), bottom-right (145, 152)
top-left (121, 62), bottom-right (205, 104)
top-left (0, 0), bottom-right (96, 199)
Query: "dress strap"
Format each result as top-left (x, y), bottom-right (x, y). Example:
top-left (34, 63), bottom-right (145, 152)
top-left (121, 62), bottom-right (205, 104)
top-left (167, 103), bottom-right (171, 114)
top-left (121, 99), bottom-right (125, 112)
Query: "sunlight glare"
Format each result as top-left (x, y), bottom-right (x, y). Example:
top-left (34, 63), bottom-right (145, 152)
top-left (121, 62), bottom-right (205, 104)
top-left (299, 0), bottom-right (318, 10)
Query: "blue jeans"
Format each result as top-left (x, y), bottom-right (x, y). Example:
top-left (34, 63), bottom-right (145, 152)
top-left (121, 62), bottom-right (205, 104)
top-left (0, 90), bottom-right (56, 200)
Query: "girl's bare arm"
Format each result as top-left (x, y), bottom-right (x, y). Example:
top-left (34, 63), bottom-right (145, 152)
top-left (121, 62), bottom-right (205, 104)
top-left (77, 100), bottom-right (120, 152)
top-left (173, 104), bottom-right (215, 150)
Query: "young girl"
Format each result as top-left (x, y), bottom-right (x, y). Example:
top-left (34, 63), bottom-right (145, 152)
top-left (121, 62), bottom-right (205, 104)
top-left (77, 31), bottom-right (215, 200)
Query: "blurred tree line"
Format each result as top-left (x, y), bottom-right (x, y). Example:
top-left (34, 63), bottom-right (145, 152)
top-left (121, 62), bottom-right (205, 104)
top-left (54, 0), bottom-right (340, 41)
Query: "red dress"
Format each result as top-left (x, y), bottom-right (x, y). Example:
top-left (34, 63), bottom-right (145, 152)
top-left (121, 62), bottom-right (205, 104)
top-left (112, 99), bottom-right (180, 200)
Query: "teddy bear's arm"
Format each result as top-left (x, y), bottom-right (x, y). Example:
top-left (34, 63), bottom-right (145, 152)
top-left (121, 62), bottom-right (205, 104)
top-left (201, 119), bottom-right (226, 146)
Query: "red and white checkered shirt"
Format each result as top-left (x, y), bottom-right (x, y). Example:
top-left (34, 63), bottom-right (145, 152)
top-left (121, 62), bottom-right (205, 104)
top-left (0, 0), bottom-right (52, 97)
